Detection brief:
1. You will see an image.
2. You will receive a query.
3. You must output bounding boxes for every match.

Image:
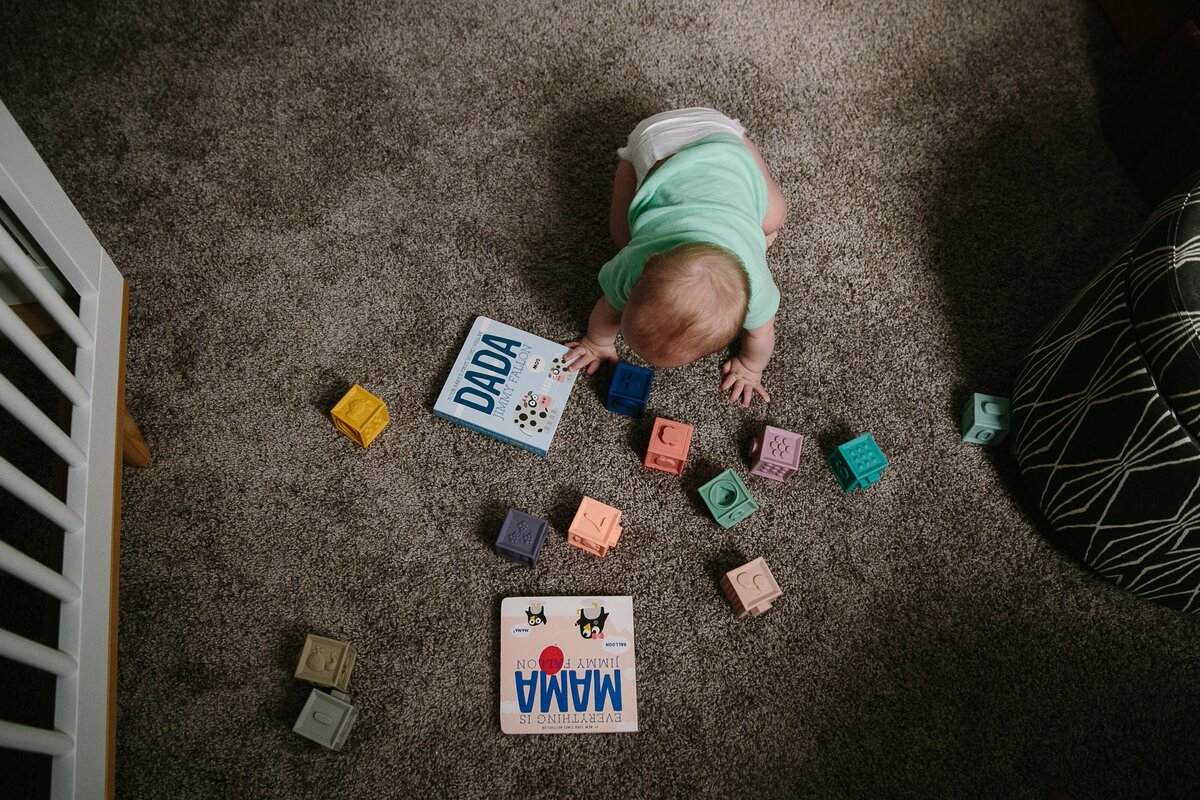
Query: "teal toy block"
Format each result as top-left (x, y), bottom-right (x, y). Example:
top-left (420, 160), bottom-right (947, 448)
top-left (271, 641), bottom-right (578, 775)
top-left (698, 469), bottom-right (758, 528)
top-left (607, 362), bottom-right (653, 416)
top-left (826, 433), bottom-right (889, 492)
top-left (293, 688), bottom-right (359, 751)
top-left (961, 393), bottom-right (1011, 445)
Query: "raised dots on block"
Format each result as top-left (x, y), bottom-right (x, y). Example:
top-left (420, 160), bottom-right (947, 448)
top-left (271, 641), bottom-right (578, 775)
top-left (495, 508), bottom-right (549, 567)
top-left (606, 362), bottom-right (653, 417)
top-left (295, 634), bottom-right (358, 693)
top-left (699, 469), bottom-right (758, 528)
top-left (749, 425), bottom-right (803, 481)
top-left (644, 417), bottom-right (693, 475)
top-left (568, 496), bottom-right (623, 557)
top-left (331, 384), bottom-right (390, 447)
top-left (293, 688), bottom-right (359, 751)
top-left (961, 393), bottom-right (1011, 445)
top-left (720, 557), bottom-right (782, 619)
top-left (826, 433), bottom-right (889, 492)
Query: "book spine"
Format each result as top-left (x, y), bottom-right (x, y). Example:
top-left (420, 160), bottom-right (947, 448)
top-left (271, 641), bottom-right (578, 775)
top-left (432, 410), bottom-right (548, 457)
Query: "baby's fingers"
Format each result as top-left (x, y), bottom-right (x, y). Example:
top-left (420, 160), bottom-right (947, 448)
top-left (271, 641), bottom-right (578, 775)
top-left (753, 382), bottom-right (770, 404)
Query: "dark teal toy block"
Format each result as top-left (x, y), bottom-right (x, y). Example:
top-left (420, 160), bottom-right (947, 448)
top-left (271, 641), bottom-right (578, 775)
top-left (698, 469), bottom-right (758, 528)
top-left (607, 362), bottom-right (653, 416)
top-left (961, 393), bottom-right (1011, 445)
top-left (826, 433), bottom-right (889, 492)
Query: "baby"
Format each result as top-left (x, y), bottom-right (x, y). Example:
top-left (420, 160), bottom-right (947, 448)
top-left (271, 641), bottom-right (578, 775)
top-left (566, 107), bottom-right (787, 407)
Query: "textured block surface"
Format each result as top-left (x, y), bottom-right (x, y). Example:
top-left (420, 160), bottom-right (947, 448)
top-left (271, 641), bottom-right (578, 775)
top-left (495, 508), bottom-right (549, 566)
top-left (961, 393), bottom-right (1011, 445)
top-left (644, 417), bottom-right (693, 474)
top-left (330, 384), bottom-right (390, 447)
top-left (607, 362), bottom-right (653, 416)
top-left (826, 433), bottom-right (889, 492)
top-left (295, 634), bottom-right (357, 692)
top-left (749, 425), bottom-right (803, 481)
top-left (293, 688), bottom-right (359, 751)
top-left (720, 557), bottom-right (783, 619)
top-left (698, 469), bottom-right (758, 528)
top-left (568, 496), bottom-right (623, 557)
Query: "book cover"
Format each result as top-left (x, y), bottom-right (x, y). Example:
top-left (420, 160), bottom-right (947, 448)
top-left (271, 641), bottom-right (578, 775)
top-left (433, 316), bottom-right (578, 457)
top-left (499, 596), bottom-right (638, 734)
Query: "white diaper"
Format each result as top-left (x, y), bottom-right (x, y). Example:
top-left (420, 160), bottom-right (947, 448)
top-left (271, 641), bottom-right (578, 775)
top-left (617, 107), bottom-right (747, 186)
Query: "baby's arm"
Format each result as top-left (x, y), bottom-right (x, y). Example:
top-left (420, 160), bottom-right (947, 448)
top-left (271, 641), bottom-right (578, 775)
top-left (566, 296), bottom-right (622, 375)
top-left (720, 316), bottom-right (776, 407)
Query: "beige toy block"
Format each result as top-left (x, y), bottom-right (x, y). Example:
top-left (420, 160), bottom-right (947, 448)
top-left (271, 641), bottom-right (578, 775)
top-left (295, 633), bottom-right (357, 692)
top-left (720, 557), bottom-right (783, 619)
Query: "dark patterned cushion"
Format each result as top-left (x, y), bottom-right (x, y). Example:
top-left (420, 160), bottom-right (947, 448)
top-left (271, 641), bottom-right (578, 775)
top-left (1012, 178), bottom-right (1200, 612)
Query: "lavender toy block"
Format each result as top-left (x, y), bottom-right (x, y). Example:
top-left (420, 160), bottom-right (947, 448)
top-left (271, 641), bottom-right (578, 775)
top-left (961, 393), bottom-right (1011, 445)
top-left (293, 688), bottom-right (359, 751)
top-left (607, 362), bottom-right (653, 416)
top-left (699, 469), bottom-right (758, 528)
top-left (826, 433), bottom-right (889, 492)
top-left (748, 425), bottom-right (803, 481)
top-left (495, 508), bottom-right (549, 567)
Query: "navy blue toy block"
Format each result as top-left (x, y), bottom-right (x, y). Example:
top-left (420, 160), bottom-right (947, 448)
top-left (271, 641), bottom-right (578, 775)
top-left (495, 508), bottom-right (549, 567)
top-left (607, 362), bottom-right (653, 416)
top-left (826, 433), bottom-right (889, 492)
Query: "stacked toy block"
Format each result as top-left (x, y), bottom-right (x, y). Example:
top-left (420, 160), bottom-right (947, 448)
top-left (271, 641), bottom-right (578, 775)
top-left (495, 508), bottom-right (549, 567)
top-left (720, 557), bottom-right (783, 619)
top-left (826, 433), bottom-right (888, 492)
top-left (607, 362), bottom-right (653, 416)
top-left (749, 425), bottom-right (803, 481)
top-left (644, 417), bottom-right (693, 475)
top-left (699, 469), bottom-right (758, 528)
top-left (293, 634), bottom-right (360, 750)
top-left (961, 393), bottom-right (1011, 445)
top-left (568, 496), bottom-right (623, 557)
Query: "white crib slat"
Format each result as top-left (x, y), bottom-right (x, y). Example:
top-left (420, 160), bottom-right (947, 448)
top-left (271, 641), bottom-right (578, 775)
top-left (0, 719), bottom-right (74, 757)
top-left (0, 225), bottom-right (93, 348)
top-left (0, 628), bottom-right (78, 677)
top-left (0, 301), bottom-right (89, 406)
top-left (0, 455), bottom-right (84, 532)
top-left (0, 539), bottom-right (81, 602)
top-left (0, 372), bottom-right (87, 467)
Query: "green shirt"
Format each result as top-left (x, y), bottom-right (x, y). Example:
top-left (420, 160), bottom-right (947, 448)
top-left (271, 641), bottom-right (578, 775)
top-left (598, 134), bottom-right (779, 329)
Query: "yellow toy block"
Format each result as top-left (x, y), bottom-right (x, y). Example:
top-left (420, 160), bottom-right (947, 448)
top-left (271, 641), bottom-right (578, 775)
top-left (331, 385), bottom-right (390, 447)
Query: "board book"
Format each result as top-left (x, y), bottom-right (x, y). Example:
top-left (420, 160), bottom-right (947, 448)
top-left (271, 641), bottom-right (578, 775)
top-left (499, 596), bottom-right (638, 734)
top-left (433, 316), bottom-right (578, 457)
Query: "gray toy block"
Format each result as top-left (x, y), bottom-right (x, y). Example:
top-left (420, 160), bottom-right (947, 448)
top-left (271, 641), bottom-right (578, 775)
top-left (293, 688), bottom-right (359, 751)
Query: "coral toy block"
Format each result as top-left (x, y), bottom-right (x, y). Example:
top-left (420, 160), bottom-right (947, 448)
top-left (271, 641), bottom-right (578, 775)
top-left (495, 508), bottom-right (549, 567)
top-left (293, 688), bottom-right (359, 751)
top-left (568, 496), bottom-right (623, 557)
top-left (295, 633), bottom-right (358, 692)
top-left (826, 433), bottom-right (889, 492)
top-left (720, 557), bottom-right (783, 619)
top-left (607, 362), bottom-right (653, 416)
top-left (644, 417), bottom-right (694, 475)
top-left (331, 384), bottom-right (390, 447)
top-left (961, 393), bottom-right (1011, 445)
top-left (699, 469), bottom-right (758, 528)
top-left (749, 425), bottom-right (803, 481)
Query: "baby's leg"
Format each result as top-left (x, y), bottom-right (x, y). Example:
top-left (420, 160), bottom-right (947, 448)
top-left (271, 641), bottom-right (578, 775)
top-left (742, 136), bottom-right (788, 246)
top-left (609, 159), bottom-right (637, 249)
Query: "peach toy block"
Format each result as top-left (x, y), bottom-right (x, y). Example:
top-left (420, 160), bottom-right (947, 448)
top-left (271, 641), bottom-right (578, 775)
top-left (748, 425), bottom-right (803, 481)
top-left (567, 496), bottom-right (623, 557)
top-left (644, 417), bottom-right (694, 475)
top-left (295, 633), bottom-right (358, 692)
top-left (330, 384), bottom-right (390, 447)
top-left (720, 557), bottom-right (783, 619)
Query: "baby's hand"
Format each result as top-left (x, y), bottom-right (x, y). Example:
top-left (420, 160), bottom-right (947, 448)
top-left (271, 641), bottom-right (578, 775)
top-left (720, 356), bottom-right (770, 408)
top-left (564, 336), bottom-right (618, 376)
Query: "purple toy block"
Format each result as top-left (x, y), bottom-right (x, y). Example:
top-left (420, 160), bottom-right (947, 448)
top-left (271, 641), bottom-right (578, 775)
top-left (748, 425), bottom-right (803, 481)
top-left (495, 508), bottom-right (548, 567)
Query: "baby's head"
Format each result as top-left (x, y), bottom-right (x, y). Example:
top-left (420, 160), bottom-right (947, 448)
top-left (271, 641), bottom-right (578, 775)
top-left (622, 242), bottom-right (748, 368)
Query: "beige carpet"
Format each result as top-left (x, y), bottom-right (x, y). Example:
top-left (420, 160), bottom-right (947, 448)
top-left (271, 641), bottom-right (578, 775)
top-left (3, 0), bottom-right (1199, 797)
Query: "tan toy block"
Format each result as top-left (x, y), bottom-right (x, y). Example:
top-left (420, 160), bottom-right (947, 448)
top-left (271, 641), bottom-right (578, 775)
top-left (720, 557), bottom-right (783, 619)
top-left (295, 633), bottom-right (357, 692)
top-left (567, 496), bottom-right (623, 557)
top-left (331, 384), bottom-right (390, 447)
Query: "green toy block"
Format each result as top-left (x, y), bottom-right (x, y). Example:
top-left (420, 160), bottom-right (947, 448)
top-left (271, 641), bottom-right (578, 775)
top-left (698, 469), bottom-right (758, 528)
top-left (826, 433), bottom-right (889, 492)
top-left (961, 393), bottom-right (1011, 445)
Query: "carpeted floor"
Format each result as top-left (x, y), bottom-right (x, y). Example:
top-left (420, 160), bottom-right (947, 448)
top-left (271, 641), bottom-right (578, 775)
top-left (3, 0), bottom-right (1199, 797)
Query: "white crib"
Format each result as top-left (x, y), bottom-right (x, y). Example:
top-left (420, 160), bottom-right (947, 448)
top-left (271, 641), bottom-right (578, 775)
top-left (0, 100), bottom-right (146, 799)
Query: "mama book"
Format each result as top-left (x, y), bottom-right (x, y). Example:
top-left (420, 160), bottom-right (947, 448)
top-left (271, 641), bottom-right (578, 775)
top-left (499, 596), bottom-right (638, 734)
top-left (433, 316), bottom-right (578, 457)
